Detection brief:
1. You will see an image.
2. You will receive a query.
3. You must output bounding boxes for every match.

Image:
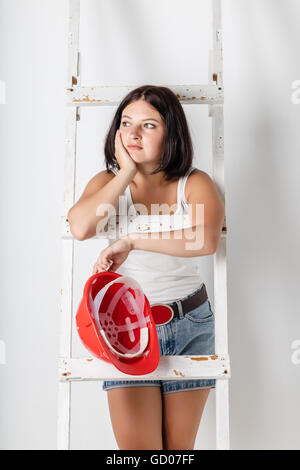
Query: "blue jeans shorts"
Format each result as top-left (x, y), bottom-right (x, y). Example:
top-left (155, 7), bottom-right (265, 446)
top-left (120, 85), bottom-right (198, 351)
top-left (102, 284), bottom-right (216, 394)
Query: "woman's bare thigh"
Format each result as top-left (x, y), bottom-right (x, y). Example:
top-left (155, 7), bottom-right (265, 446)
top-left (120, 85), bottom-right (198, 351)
top-left (162, 388), bottom-right (211, 450)
top-left (107, 386), bottom-right (163, 450)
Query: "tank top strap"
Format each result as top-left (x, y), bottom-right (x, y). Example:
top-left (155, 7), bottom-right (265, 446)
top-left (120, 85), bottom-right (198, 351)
top-left (177, 166), bottom-right (197, 205)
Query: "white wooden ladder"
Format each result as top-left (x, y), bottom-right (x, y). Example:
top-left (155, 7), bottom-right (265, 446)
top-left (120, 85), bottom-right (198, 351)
top-left (58, 0), bottom-right (229, 450)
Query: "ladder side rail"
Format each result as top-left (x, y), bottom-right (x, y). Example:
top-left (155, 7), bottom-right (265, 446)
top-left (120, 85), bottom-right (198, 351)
top-left (212, 0), bottom-right (223, 87)
top-left (211, 0), bottom-right (230, 451)
top-left (57, 239), bottom-right (74, 450)
top-left (57, 0), bottom-right (81, 451)
top-left (214, 218), bottom-right (229, 450)
top-left (67, 0), bottom-right (80, 89)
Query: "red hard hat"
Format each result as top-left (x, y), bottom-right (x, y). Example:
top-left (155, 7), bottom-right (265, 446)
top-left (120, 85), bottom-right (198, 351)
top-left (76, 272), bottom-right (160, 376)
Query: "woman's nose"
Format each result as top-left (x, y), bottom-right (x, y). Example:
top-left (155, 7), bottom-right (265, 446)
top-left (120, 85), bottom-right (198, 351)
top-left (128, 126), bottom-right (142, 138)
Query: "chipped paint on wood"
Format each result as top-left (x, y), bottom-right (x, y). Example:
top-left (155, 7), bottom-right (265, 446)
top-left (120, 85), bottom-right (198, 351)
top-left (58, 355), bottom-right (230, 382)
top-left (67, 85), bottom-right (223, 107)
top-left (173, 370), bottom-right (185, 377)
top-left (73, 95), bottom-right (102, 103)
top-left (186, 354), bottom-right (219, 361)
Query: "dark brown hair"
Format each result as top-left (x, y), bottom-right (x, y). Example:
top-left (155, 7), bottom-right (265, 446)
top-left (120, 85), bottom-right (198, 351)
top-left (103, 85), bottom-right (194, 181)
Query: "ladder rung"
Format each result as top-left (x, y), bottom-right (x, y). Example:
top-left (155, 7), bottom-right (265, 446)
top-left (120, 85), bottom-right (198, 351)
top-left (66, 84), bottom-right (224, 106)
top-left (61, 216), bottom-right (227, 240)
top-left (59, 354), bottom-right (230, 382)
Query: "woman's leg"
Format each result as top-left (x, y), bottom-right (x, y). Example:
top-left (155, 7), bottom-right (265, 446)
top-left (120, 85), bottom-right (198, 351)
top-left (162, 388), bottom-right (211, 450)
top-left (107, 386), bottom-right (164, 449)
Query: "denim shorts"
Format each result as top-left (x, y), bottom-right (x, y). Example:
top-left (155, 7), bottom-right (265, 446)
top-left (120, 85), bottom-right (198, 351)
top-left (102, 284), bottom-right (216, 394)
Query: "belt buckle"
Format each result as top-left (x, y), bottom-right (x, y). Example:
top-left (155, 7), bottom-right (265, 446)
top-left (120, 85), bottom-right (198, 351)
top-left (150, 303), bottom-right (174, 326)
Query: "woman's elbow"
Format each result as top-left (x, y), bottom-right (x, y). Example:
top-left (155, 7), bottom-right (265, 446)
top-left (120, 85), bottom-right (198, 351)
top-left (69, 224), bottom-right (86, 241)
top-left (67, 210), bottom-right (87, 241)
top-left (209, 219), bottom-right (225, 253)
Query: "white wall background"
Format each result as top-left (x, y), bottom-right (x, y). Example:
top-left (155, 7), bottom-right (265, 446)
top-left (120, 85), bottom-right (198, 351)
top-left (0, 0), bottom-right (299, 450)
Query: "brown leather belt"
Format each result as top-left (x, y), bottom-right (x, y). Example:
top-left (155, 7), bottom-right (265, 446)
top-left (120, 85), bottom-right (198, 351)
top-left (150, 284), bottom-right (208, 326)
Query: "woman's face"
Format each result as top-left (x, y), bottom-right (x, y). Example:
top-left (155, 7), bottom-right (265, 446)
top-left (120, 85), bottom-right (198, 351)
top-left (119, 99), bottom-right (166, 166)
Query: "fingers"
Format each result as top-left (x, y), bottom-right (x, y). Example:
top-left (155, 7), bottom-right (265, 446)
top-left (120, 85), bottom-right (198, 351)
top-left (115, 130), bottom-right (122, 150)
top-left (92, 263), bottom-right (102, 274)
top-left (92, 259), bottom-right (113, 274)
top-left (104, 259), bottom-right (113, 271)
top-left (115, 129), bottom-right (124, 145)
top-left (114, 130), bottom-right (121, 162)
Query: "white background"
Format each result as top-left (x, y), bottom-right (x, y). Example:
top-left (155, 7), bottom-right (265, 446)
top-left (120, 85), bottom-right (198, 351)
top-left (0, 0), bottom-right (299, 450)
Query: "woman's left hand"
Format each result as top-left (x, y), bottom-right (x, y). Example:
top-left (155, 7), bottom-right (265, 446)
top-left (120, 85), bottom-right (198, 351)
top-left (92, 237), bottom-right (133, 274)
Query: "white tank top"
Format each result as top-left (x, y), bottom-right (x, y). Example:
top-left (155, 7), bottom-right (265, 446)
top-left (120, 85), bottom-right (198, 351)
top-left (97, 166), bottom-right (204, 305)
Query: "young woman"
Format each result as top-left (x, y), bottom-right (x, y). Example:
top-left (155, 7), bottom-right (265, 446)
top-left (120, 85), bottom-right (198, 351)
top-left (68, 85), bottom-right (225, 450)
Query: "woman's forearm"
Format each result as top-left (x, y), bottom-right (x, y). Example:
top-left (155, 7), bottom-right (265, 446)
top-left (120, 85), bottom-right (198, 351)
top-left (68, 169), bottom-right (135, 240)
top-left (125, 225), bottom-right (218, 257)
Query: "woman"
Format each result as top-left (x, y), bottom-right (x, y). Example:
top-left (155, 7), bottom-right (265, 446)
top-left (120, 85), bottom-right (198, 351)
top-left (68, 85), bottom-right (225, 450)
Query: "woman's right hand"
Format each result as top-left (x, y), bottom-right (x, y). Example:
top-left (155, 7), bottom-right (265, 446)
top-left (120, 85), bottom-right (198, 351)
top-left (114, 129), bottom-right (137, 176)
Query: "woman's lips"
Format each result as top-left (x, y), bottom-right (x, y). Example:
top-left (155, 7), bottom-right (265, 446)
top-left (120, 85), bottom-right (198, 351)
top-left (128, 145), bottom-right (143, 150)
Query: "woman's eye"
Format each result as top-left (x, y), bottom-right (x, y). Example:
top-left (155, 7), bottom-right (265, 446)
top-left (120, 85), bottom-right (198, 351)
top-left (121, 121), bottom-right (155, 129)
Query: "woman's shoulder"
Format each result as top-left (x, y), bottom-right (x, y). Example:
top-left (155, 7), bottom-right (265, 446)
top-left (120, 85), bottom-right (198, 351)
top-left (77, 170), bottom-right (115, 204)
top-left (94, 168), bottom-right (116, 181)
top-left (186, 167), bottom-right (209, 182)
top-left (185, 168), bottom-right (214, 200)
top-left (92, 169), bottom-right (116, 185)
